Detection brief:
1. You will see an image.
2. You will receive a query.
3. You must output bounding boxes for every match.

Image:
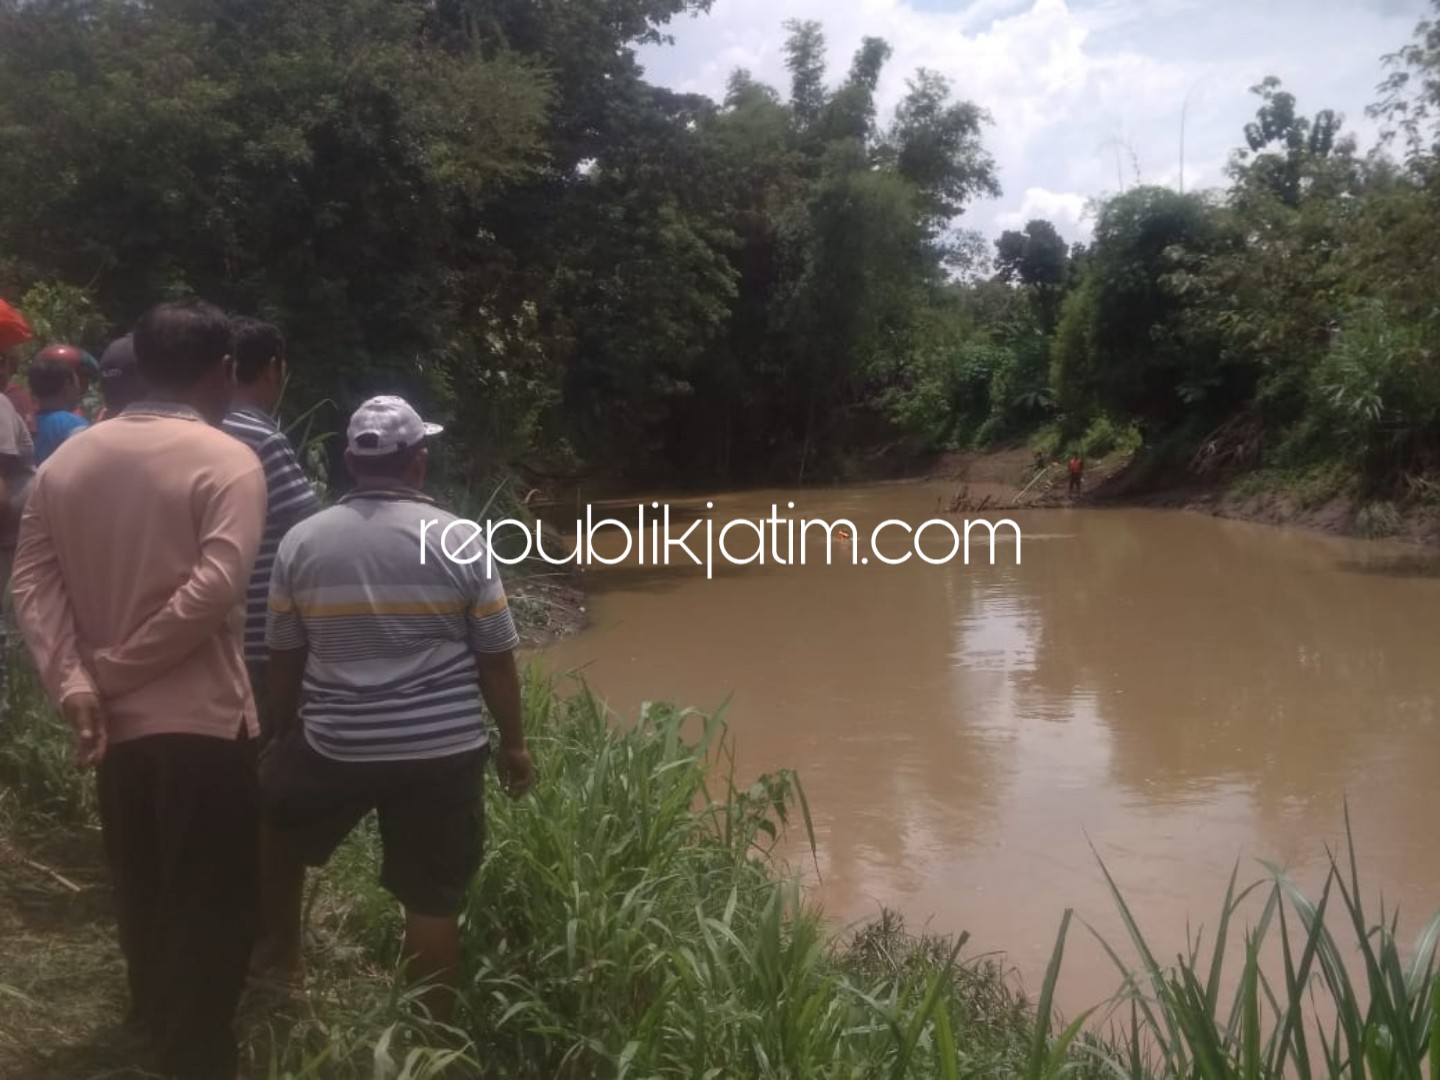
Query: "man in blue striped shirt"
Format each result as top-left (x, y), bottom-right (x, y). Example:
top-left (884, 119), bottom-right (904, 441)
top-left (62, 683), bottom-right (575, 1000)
top-left (253, 395), bottom-right (532, 1017)
top-left (221, 319), bottom-right (321, 741)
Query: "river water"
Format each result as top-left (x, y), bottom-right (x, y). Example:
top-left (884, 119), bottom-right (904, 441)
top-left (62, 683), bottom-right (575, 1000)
top-left (536, 481), bottom-right (1440, 1014)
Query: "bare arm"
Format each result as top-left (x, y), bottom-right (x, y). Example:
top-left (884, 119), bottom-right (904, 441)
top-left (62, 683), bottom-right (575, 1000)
top-left (463, 547), bottom-right (530, 795)
top-left (476, 648), bottom-right (532, 799)
top-left (90, 466), bottom-right (266, 698)
top-left (475, 649), bottom-right (525, 748)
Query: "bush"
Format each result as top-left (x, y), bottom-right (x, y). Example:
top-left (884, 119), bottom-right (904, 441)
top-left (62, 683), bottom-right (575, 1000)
top-left (1305, 301), bottom-right (1440, 489)
top-left (456, 674), bottom-right (1070, 1078)
top-left (3, 667), bottom-right (1068, 1078)
top-left (14, 281), bottom-right (108, 354)
top-left (1355, 499), bottom-right (1402, 538)
top-left (8, 667), bottom-right (1438, 1078)
top-left (0, 659), bottom-right (95, 828)
top-left (1076, 416), bottom-right (1142, 460)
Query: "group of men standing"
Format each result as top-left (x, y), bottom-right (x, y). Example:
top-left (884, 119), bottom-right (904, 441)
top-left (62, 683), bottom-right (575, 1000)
top-left (0, 298), bottom-right (534, 1079)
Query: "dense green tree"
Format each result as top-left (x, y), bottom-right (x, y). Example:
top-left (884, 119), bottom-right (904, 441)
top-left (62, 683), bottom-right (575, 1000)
top-left (1371, 0), bottom-right (1440, 169)
top-left (0, 0), bottom-right (554, 467)
top-left (783, 20), bottom-right (828, 133)
top-left (1154, 81), bottom-right (1359, 433)
top-left (994, 220), bottom-right (1068, 288)
top-left (993, 218), bottom-right (1071, 334)
top-left (1051, 187), bottom-right (1235, 431)
top-left (22, 0), bottom-right (1440, 497)
top-left (885, 70), bottom-right (1000, 268)
top-left (429, 0), bottom-right (713, 170)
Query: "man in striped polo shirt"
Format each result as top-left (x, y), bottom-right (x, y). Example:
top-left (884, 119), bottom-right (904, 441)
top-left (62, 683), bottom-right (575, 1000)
top-left (221, 319), bottom-right (321, 741)
top-left (253, 395), bottom-right (532, 1015)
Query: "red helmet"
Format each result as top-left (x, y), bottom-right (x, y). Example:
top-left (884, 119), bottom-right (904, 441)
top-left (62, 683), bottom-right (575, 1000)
top-left (36, 343), bottom-right (100, 378)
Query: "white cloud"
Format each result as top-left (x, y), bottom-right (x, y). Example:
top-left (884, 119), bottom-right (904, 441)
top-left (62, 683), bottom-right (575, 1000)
top-left (640, 0), bottom-right (1427, 242)
top-left (995, 187), bottom-right (1093, 235)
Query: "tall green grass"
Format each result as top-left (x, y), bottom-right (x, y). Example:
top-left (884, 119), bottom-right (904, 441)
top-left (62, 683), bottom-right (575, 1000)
top-left (0, 656), bottom-right (96, 827)
top-left (453, 673), bottom-right (1065, 1079)
top-left (2, 654), bottom-right (1437, 1077)
top-left (1077, 820), bottom-right (1440, 1080)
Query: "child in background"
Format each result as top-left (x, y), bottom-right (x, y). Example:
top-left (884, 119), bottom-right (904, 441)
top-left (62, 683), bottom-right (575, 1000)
top-left (33, 343), bottom-right (102, 420)
top-left (28, 358), bottom-right (88, 464)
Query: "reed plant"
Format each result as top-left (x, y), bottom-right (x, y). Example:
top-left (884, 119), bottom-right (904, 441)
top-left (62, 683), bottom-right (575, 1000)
top-left (2, 656), bottom-right (1437, 1077)
top-left (0, 654), bottom-right (96, 827)
top-left (1069, 822), bottom-right (1440, 1080)
top-left (448, 671), bottom-right (1061, 1078)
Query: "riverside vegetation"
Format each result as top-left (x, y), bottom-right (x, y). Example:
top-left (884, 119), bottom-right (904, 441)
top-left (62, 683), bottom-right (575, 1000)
top-left (11, 2), bottom-right (1440, 527)
top-left (4, 3), bottom-right (1440, 1073)
top-left (2, 648), bottom-right (1438, 1079)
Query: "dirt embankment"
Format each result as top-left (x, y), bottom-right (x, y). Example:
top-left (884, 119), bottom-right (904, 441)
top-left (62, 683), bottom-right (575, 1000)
top-left (1117, 482), bottom-right (1440, 546)
top-left (916, 446), bottom-right (1135, 506)
top-left (510, 570), bottom-right (587, 648)
top-left (919, 445), bottom-right (1440, 546)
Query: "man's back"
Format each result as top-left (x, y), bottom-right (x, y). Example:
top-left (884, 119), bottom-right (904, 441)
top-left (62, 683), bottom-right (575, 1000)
top-left (221, 405), bottom-right (321, 663)
top-left (14, 406), bottom-right (266, 740)
top-left (269, 491), bottom-right (519, 762)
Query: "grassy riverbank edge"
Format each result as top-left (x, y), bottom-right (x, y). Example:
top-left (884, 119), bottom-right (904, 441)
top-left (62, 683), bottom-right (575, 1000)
top-left (0, 663), bottom-right (1099, 1078)
top-left (3, 660), bottom-right (1438, 1077)
top-left (914, 443), bottom-right (1440, 547)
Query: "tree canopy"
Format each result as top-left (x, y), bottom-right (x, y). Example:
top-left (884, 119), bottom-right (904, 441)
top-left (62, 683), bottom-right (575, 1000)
top-left (6, 0), bottom-right (1440, 496)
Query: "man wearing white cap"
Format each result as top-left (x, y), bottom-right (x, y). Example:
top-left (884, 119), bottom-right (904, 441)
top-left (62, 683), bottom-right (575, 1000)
top-left (253, 395), bottom-right (532, 1015)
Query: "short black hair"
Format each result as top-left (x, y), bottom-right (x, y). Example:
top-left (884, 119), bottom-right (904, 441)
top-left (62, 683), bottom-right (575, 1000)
top-left (132, 300), bottom-right (232, 389)
top-left (27, 358), bottom-right (75, 399)
top-left (233, 318), bottom-right (285, 385)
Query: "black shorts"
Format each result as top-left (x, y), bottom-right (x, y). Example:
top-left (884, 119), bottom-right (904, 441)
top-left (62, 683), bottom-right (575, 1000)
top-left (258, 732), bottom-right (488, 917)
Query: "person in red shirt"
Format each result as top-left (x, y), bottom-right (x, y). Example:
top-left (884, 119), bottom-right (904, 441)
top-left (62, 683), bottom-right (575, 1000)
top-left (1, 299), bottom-right (36, 434)
top-left (1067, 453), bottom-right (1084, 495)
top-left (0, 298), bottom-right (28, 352)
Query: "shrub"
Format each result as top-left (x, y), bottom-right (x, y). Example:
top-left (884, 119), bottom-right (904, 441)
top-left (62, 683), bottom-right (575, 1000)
top-left (1077, 416), bottom-right (1142, 460)
top-left (1355, 500), bottom-right (1402, 538)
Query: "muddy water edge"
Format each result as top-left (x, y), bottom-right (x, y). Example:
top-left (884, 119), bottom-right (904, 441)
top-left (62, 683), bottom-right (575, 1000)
top-left (530, 480), bottom-right (1440, 1016)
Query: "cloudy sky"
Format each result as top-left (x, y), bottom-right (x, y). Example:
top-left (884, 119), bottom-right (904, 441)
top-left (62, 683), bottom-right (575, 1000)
top-left (636, 0), bottom-right (1428, 243)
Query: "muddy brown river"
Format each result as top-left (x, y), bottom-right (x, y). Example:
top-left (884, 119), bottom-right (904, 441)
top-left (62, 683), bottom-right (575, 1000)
top-left (536, 482), bottom-right (1440, 1014)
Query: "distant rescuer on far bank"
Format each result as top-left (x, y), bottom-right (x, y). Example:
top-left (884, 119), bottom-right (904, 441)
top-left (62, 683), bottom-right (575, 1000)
top-left (252, 395), bottom-right (534, 1018)
top-left (1068, 451), bottom-right (1084, 496)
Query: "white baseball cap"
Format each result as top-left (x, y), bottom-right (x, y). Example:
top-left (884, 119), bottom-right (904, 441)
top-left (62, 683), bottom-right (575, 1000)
top-left (346, 395), bottom-right (444, 456)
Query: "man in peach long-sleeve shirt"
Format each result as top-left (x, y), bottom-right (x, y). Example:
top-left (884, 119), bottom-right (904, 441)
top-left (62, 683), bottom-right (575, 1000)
top-left (12, 299), bottom-right (266, 1080)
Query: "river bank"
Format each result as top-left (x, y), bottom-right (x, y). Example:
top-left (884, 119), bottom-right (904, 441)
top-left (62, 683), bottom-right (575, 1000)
top-left (0, 671), bottom-right (1091, 1078)
top-left (913, 443), bottom-right (1440, 547)
top-left (5, 666), bottom-right (1436, 1078)
top-left (508, 568), bottom-right (587, 648)
top-left (512, 441), bottom-right (1440, 663)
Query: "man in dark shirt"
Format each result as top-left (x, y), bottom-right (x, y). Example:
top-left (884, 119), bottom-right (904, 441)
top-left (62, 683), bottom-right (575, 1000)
top-left (97, 334), bottom-right (148, 420)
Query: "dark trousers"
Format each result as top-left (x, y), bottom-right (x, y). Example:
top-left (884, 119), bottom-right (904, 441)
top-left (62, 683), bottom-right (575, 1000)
top-left (97, 731), bottom-right (259, 1079)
